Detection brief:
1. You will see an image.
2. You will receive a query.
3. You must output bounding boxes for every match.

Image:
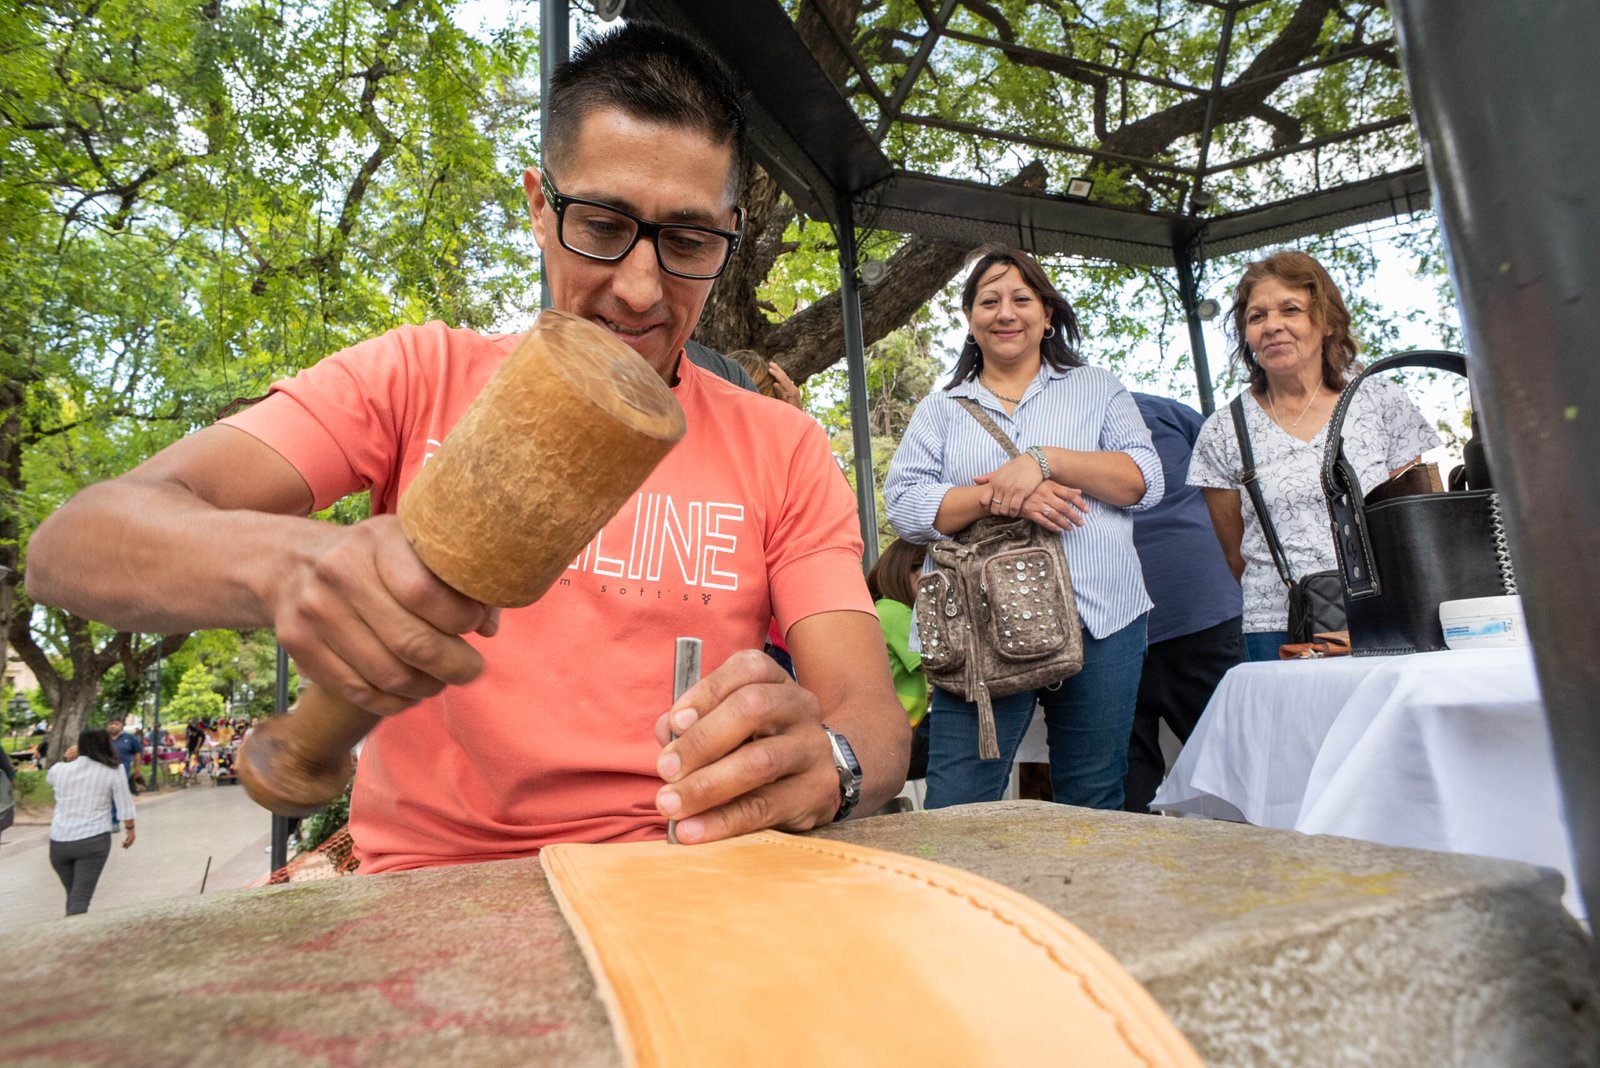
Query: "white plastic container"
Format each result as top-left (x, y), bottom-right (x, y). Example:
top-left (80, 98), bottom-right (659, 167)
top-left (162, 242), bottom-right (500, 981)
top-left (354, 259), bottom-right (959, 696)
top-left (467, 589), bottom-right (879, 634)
top-left (1439, 594), bottom-right (1527, 650)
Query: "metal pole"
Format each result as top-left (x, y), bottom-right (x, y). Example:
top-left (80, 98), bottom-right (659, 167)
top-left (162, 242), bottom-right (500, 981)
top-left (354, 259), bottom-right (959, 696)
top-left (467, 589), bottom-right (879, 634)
top-left (1389, 0), bottom-right (1600, 943)
top-left (148, 652), bottom-right (162, 791)
top-left (539, 0), bottom-right (570, 312)
top-left (269, 643), bottom-right (291, 877)
top-left (1174, 239), bottom-right (1216, 416)
top-left (833, 195), bottom-right (881, 569)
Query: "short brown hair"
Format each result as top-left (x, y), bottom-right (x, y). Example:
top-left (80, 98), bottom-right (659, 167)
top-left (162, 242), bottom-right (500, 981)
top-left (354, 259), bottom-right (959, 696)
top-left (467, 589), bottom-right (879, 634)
top-left (946, 245), bottom-right (1083, 390)
top-left (546, 22), bottom-right (746, 199)
top-left (866, 538), bottom-right (928, 607)
top-left (1228, 250), bottom-right (1359, 394)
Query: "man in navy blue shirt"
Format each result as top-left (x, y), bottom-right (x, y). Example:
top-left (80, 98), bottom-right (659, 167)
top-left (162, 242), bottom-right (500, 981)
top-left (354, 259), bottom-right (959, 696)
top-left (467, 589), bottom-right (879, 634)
top-left (1123, 394), bottom-right (1244, 813)
top-left (107, 718), bottom-right (145, 793)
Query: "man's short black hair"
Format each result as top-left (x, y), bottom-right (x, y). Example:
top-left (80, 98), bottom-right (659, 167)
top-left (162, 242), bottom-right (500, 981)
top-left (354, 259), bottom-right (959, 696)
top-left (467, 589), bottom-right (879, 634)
top-left (545, 21), bottom-right (746, 197)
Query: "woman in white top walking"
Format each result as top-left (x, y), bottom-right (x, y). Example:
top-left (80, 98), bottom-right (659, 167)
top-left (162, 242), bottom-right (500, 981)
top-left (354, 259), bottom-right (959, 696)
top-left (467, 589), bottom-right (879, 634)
top-left (47, 728), bottom-right (136, 916)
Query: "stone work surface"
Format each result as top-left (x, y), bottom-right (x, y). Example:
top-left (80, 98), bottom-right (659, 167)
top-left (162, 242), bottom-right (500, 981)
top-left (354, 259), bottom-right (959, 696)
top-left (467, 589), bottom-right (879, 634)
top-left (814, 803), bottom-right (1600, 1068)
top-left (9, 801), bottom-right (1597, 1066)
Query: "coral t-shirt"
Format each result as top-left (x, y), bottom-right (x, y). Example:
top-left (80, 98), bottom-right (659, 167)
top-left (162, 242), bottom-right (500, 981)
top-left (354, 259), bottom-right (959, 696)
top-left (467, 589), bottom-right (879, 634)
top-left (222, 321), bottom-right (872, 872)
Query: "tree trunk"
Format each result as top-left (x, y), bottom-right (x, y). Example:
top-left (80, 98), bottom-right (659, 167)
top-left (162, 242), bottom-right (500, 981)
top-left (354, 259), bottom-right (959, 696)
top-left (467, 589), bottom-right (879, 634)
top-left (0, 376), bottom-right (23, 692)
top-left (6, 601), bottom-right (189, 765)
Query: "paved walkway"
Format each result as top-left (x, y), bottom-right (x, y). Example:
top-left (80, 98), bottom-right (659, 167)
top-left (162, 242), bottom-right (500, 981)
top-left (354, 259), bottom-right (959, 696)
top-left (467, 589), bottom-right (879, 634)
top-left (0, 781), bottom-right (278, 929)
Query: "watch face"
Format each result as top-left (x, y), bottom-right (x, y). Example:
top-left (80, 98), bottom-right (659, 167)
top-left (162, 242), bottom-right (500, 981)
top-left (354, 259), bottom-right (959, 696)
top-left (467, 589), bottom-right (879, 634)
top-left (823, 726), bottom-right (863, 815)
top-left (823, 726), bottom-right (863, 823)
top-left (835, 733), bottom-right (860, 774)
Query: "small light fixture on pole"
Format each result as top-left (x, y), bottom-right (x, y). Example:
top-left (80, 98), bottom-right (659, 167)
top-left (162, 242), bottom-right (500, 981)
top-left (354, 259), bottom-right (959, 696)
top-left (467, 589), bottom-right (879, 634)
top-left (146, 657), bottom-right (163, 790)
top-left (8, 693), bottom-right (29, 731)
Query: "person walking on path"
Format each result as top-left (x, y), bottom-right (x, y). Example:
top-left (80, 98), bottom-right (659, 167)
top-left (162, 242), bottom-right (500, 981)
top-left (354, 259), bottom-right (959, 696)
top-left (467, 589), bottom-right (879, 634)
top-left (108, 718), bottom-right (145, 793)
top-left (0, 746), bottom-right (16, 846)
top-left (47, 729), bottom-right (136, 916)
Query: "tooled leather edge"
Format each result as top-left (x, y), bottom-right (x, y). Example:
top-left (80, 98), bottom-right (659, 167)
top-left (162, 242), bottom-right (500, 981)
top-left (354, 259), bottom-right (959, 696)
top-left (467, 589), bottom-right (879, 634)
top-left (539, 847), bottom-right (648, 1068)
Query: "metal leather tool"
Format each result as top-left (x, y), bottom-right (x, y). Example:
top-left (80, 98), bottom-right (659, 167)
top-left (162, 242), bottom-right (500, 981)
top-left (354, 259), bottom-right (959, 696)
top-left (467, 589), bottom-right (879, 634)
top-left (667, 636), bottom-right (702, 845)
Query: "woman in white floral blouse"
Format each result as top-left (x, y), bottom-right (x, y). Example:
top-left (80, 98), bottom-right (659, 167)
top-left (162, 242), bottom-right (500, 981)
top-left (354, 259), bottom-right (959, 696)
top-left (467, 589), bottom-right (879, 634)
top-left (1188, 250), bottom-right (1440, 661)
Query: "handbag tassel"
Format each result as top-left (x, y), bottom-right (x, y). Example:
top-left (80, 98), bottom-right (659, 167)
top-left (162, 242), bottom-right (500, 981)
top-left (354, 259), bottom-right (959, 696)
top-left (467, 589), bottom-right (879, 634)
top-left (975, 683), bottom-right (1001, 761)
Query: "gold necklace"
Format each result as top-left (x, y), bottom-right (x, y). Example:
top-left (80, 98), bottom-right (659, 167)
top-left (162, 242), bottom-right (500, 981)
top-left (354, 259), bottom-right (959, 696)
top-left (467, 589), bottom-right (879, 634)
top-left (1267, 386), bottom-right (1320, 430)
top-left (980, 375), bottom-right (1023, 404)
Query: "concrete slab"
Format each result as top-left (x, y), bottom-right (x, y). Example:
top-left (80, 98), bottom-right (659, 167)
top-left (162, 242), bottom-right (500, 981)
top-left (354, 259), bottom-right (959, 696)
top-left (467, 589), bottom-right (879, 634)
top-left (6, 801), bottom-right (1596, 1066)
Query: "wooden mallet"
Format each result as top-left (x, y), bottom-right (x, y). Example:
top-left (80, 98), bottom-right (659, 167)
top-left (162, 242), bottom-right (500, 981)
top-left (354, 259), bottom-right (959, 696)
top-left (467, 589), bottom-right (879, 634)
top-left (238, 309), bottom-right (688, 817)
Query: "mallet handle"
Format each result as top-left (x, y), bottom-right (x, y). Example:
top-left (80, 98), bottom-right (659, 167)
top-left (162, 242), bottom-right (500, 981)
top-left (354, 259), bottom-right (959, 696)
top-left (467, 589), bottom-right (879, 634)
top-left (238, 683), bottom-right (381, 817)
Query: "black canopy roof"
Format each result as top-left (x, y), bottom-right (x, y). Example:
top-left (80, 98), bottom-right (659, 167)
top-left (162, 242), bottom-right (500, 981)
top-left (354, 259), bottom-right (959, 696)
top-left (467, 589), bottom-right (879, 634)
top-left (627, 0), bottom-right (1430, 267)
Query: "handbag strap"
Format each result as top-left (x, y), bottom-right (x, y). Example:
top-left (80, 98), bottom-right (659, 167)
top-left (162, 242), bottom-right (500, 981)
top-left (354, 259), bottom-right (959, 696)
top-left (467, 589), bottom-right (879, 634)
top-left (1229, 395), bottom-right (1299, 589)
top-left (953, 396), bottom-right (1023, 460)
top-left (1319, 350), bottom-right (1468, 600)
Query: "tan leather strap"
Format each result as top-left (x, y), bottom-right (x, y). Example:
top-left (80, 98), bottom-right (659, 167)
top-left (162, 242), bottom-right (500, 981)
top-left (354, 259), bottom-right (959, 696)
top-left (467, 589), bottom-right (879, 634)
top-left (542, 831), bottom-right (1201, 1067)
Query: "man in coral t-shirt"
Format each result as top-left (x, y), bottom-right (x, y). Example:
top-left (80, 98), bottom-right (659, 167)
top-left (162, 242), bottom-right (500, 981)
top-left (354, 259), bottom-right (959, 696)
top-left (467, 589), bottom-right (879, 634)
top-left (25, 23), bottom-right (908, 872)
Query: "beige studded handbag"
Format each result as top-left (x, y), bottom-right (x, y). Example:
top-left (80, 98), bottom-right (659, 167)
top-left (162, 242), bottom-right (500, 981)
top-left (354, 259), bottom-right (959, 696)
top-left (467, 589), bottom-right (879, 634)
top-left (914, 399), bottom-right (1084, 760)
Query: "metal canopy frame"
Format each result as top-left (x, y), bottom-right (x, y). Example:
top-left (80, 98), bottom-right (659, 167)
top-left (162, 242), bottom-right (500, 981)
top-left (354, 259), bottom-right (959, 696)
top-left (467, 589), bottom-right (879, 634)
top-left (630, 0), bottom-right (1426, 267)
top-left (625, 0), bottom-right (1427, 557)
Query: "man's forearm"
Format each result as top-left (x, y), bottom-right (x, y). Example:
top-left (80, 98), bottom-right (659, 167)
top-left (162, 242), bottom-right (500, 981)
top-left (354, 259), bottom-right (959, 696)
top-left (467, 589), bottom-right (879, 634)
top-left (27, 476), bottom-right (323, 633)
top-left (790, 612), bottom-right (911, 818)
top-left (27, 424), bottom-right (327, 632)
top-left (827, 697), bottom-right (911, 818)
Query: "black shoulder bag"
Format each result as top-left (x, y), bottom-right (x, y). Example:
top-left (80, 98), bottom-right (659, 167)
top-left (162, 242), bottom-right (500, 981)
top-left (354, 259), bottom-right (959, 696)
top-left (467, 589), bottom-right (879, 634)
top-left (1230, 395), bottom-right (1348, 643)
top-left (1322, 350), bottom-right (1518, 655)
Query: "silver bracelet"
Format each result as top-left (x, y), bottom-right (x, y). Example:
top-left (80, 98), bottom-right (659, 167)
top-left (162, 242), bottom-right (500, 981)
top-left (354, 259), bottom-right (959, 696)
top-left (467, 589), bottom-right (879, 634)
top-left (1026, 445), bottom-right (1051, 481)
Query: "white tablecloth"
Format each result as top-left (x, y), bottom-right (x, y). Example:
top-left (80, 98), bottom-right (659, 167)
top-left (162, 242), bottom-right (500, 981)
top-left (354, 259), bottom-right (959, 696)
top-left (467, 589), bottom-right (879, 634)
top-left (1151, 647), bottom-right (1583, 915)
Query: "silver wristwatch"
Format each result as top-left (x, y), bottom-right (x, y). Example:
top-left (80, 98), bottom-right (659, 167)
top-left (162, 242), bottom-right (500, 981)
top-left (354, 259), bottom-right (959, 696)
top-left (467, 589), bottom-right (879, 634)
top-left (821, 725), bottom-right (863, 822)
top-left (1025, 445), bottom-right (1051, 481)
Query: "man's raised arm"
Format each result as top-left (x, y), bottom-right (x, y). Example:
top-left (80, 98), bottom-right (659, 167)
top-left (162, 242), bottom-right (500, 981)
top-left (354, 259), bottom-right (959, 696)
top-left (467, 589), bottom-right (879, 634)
top-left (26, 425), bottom-right (497, 715)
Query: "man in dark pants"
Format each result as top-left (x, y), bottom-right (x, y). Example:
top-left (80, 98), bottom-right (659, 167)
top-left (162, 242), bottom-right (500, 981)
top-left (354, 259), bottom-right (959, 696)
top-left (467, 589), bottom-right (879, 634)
top-left (1123, 393), bottom-right (1244, 813)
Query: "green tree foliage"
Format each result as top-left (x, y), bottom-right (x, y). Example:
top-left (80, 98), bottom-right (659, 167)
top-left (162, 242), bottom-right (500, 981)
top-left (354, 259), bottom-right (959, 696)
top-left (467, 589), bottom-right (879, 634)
top-left (1, 0), bottom-right (1461, 754)
top-left (812, 318), bottom-right (945, 550)
top-left (2, 0), bottom-right (538, 757)
top-left (164, 662), bottom-right (226, 726)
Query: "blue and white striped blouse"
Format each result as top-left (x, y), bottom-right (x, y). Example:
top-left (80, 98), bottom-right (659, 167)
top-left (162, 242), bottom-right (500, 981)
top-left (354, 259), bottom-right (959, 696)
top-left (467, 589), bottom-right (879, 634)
top-left (884, 363), bottom-right (1163, 638)
top-left (48, 757), bottom-right (135, 842)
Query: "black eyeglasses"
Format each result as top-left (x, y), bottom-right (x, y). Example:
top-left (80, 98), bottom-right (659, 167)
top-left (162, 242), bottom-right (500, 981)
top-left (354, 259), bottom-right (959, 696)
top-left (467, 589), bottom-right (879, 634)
top-left (541, 171), bottom-right (743, 280)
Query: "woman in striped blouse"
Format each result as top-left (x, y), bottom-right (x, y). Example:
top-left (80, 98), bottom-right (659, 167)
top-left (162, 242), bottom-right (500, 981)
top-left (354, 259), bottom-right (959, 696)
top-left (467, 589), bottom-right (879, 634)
top-left (884, 245), bottom-right (1163, 810)
top-left (47, 728), bottom-right (137, 916)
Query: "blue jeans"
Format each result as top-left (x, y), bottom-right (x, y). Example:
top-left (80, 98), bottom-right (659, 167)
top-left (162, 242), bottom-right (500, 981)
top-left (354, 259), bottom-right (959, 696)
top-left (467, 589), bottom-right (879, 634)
top-left (924, 614), bottom-right (1148, 811)
top-left (1244, 630), bottom-right (1290, 662)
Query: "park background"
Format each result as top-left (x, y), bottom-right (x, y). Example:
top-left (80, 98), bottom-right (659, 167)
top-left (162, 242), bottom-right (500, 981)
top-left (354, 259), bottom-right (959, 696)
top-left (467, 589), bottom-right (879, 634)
top-left (0, 0), bottom-right (1468, 775)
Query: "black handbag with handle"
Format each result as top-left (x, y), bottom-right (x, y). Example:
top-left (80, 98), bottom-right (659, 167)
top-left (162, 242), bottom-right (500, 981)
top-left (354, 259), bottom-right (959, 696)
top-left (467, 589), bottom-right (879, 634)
top-left (1322, 350), bottom-right (1519, 656)
top-left (1229, 396), bottom-right (1348, 644)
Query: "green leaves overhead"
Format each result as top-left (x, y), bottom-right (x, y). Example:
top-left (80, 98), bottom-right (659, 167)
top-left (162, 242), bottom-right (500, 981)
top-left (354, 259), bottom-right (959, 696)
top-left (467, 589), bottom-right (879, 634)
top-left (2, 0), bottom-right (538, 751)
top-left (835, 0), bottom-right (1413, 212)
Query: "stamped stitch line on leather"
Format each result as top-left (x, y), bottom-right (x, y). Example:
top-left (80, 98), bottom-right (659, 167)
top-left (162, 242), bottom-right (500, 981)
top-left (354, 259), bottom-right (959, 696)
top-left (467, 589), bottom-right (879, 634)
top-left (751, 831), bottom-right (1182, 1068)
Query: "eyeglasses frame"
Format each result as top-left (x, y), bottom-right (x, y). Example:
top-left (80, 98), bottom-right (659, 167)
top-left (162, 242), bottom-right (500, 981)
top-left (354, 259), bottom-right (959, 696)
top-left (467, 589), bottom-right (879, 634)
top-left (540, 170), bottom-right (744, 280)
